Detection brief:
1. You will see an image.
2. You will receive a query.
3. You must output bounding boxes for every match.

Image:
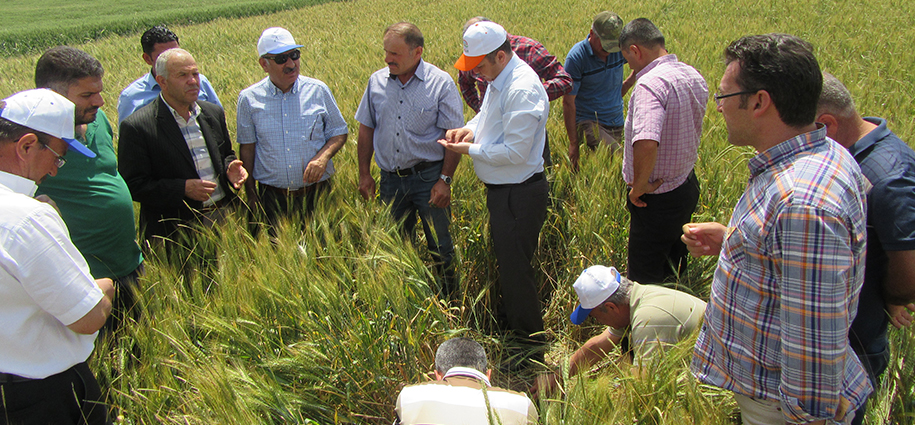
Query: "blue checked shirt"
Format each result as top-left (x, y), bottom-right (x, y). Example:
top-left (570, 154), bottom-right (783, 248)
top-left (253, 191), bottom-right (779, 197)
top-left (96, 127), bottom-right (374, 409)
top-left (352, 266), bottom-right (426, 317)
top-left (162, 97), bottom-right (225, 206)
top-left (354, 59), bottom-right (464, 172)
top-left (236, 75), bottom-right (348, 189)
top-left (691, 126), bottom-right (872, 423)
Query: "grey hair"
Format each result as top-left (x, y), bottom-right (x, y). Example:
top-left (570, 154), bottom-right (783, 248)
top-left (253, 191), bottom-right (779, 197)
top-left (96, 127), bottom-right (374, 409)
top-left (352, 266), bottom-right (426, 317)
top-left (818, 72), bottom-right (857, 119)
top-left (434, 337), bottom-right (488, 374)
top-left (462, 16), bottom-right (490, 34)
top-left (154, 47), bottom-right (189, 79)
top-left (603, 274), bottom-right (633, 307)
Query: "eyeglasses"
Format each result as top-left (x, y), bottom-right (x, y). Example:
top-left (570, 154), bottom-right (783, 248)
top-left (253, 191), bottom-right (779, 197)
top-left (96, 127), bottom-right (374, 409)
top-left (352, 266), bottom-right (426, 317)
top-left (262, 49), bottom-right (301, 64)
top-left (714, 90), bottom-right (758, 106)
top-left (42, 143), bottom-right (66, 168)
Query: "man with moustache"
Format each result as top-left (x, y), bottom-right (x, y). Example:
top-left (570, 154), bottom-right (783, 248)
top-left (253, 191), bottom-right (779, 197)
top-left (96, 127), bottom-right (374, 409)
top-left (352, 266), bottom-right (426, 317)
top-left (35, 46), bottom-right (144, 330)
top-left (0, 89), bottom-right (115, 424)
top-left (237, 27), bottom-right (348, 236)
top-left (118, 25), bottom-right (222, 124)
top-left (355, 22), bottom-right (464, 298)
top-left (119, 48), bottom-right (248, 244)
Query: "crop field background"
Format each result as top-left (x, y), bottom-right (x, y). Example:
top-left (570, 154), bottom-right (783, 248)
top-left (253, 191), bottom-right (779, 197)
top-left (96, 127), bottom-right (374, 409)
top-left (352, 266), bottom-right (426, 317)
top-left (1, 0), bottom-right (914, 423)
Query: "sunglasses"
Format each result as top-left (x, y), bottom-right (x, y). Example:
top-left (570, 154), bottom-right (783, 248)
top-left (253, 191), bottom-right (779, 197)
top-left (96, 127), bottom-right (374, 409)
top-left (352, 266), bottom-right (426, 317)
top-left (263, 49), bottom-right (301, 64)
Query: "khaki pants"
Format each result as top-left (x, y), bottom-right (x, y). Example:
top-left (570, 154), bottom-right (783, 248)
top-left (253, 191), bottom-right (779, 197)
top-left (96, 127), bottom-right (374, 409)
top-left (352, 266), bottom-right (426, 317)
top-left (734, 393), bottom-right (854, 425)
top-left (577, 120), bottom-right (623, 152)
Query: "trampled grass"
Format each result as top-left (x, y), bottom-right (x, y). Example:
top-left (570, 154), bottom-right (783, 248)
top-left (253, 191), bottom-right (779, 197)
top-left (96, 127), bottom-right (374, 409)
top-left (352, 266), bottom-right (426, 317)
top-left (2, 0), bottom-right (915, 423)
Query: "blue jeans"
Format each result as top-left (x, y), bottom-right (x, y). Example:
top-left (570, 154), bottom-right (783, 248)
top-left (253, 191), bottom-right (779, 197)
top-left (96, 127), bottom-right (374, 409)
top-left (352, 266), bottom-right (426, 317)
top-left (379, 162), bottom-right (456, 297)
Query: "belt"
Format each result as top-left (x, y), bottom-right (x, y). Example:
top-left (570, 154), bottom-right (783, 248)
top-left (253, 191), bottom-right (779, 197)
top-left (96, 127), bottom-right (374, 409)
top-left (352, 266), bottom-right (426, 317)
top-left (0, 372), bottom-right (35, 384)
top-left (261, 182), bottom-right (324, 197)
top-left (388, 161), bottom-right (441, 177)
top-left (485, 172), bottom-right (544, 190)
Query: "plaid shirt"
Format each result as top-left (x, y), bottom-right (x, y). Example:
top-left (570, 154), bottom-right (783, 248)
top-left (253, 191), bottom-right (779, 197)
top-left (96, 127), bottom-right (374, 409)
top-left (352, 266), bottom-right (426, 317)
top-left (458, 34), bottom-right (571, 112)
top-left (691, 126), bottom-right (873, 423)
top-left (162, 97), bottom-right (225, 206)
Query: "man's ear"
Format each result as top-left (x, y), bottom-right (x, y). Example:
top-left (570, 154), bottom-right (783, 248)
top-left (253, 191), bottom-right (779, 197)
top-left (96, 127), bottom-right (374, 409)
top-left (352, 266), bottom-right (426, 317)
top-left (16, 133), bottom-right (40, 159)
top-left (433, 370), bottom-right (444, 381)
top-left (750, 90), bottom-right (773, 115)
top-left (486, 369), bottom-right (492, 380)
top-left (258, 57), bottom-right (270, 73)
top-left (142, 53), bottom-right (154, 67)
top-left (817, 113), bottom-right (839, 134)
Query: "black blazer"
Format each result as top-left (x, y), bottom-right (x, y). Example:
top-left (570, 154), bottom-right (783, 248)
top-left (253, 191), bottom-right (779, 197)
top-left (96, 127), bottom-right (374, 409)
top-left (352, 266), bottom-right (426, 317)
top-left (118, 97), bottom-right (238, 242)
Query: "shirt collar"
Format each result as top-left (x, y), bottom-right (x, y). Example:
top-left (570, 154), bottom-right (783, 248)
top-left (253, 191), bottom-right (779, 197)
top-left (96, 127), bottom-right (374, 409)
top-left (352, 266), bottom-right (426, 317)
top-left (583, 35), bottom-right (595, 57)
top-left (0, 170), bottom-right (38, 197)
top-left (748, 124), bottom-right (828, 177)
top-left (387, 59), bottom-right (428, 83)
top-left (443, 366), bottom-right (491, 387)
top-left (636, 54), bottom-right (677, 79)
top-left (850, 117), bottom-right (890, 158)
top-left (145, 72), bottom-right (159, 89)
top-left (269, 75), bottom-right (301, 96)
top-left (490, 54), bottom-right (522, 92)
top-left (160, 94), bottom-right (200, 123)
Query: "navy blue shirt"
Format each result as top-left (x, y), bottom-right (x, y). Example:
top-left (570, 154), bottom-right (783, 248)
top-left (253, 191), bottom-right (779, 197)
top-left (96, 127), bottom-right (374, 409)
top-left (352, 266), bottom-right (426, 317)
top-left (848, 117), bottom-right (915, 355)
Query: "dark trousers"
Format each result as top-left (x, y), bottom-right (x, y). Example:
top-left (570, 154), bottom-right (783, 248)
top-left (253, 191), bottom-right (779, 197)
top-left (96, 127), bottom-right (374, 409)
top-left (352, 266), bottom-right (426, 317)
top-left (380, 162), bottom-right (457, 298)
top-left (250, 180), bottom-right (331, 237)
top-left (487, 176), bottom-right (549, 353)
top-left (0, 362), bottom-right (109, 425)
top-left (626, 171), bottom-right (699, 284)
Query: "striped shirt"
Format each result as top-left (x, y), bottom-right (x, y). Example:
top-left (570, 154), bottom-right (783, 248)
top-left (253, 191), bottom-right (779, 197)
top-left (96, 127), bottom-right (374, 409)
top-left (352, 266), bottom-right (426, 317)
top-left (691, 126), bottom-right (872, 423)
top-left (354, 59), bottom-right (464, 172)
top-left (162, 97), bottom-right (224, 206)
top-left (622, 54), bottom-right (708, 194)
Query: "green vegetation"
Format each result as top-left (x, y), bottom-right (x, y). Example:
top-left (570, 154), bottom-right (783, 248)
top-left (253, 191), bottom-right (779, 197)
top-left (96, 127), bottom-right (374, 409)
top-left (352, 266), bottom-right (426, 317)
top-left (0, 0), bottom-right (337, 57)
top-left (2, 0), bottom-right (914, 423)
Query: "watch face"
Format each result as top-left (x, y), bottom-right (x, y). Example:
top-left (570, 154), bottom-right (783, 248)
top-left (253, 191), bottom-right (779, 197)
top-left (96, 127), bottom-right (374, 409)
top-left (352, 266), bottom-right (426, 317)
top-left (441, 175), bottom-right (453, 185)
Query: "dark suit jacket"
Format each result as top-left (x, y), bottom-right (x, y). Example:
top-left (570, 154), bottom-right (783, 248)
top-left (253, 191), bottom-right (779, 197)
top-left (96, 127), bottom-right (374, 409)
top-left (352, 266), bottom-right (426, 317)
top-left (118, 97), bottom-right (238, 243)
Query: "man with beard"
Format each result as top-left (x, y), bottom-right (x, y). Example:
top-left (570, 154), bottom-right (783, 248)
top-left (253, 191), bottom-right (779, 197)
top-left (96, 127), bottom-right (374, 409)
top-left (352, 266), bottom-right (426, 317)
top-left (237, 27), bottom-right (348, 237)
top-left (35, 46), bottom-right (144, 331)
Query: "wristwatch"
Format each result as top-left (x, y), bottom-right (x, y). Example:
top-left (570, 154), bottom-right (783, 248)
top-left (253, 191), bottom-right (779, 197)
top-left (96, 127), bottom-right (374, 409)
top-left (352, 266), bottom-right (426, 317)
top-left (440, 174), bottom-right (453, 185)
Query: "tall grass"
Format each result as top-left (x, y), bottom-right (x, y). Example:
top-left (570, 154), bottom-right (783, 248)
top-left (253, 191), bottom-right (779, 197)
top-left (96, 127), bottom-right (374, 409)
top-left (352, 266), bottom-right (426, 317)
top-left (3, 0), bottom-right (915, 422)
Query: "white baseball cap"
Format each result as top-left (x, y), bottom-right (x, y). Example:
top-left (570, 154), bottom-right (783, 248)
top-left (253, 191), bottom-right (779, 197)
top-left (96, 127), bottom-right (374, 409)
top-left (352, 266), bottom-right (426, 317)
top-left (454, 21), bottom-right (507, 71)
top-left (1, 89), bottom-right (95, 158)
top-left (257, 27), bottom-right (304, 56)
top-left (570, 265), bottom-right (621, 325)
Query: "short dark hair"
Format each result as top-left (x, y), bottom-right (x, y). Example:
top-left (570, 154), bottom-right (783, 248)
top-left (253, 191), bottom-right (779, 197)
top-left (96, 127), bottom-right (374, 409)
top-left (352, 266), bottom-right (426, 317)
top-left (434, 337), bottom-right (488, 374)
top-left (484, 39), bottom-right (512, 63)
top-left (0, 108), bottom-right (51, 146)
top-left (34, 46), bottom-right (104, 93)
top-left (141, 25), bottom-right (179, 55)
top-left (462, 16), bottom-right (490, 34)
top-left (619, 18), bottom-right (665, 50)
top-left (384, 22), bottom-right (424, 49)
top-left (724, 33), bottom-right (822, 127)
top-left (818, 72), bottom-right (856, 118)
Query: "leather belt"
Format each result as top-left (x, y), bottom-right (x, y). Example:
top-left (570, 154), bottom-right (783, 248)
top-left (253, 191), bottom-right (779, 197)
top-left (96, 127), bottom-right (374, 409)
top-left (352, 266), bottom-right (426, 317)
top-left (388, 161), bottom-right (441, 177)
top-left (485, 172), bottom-right (544, 189)
top-left (260, 183), bottom-right (324, 197)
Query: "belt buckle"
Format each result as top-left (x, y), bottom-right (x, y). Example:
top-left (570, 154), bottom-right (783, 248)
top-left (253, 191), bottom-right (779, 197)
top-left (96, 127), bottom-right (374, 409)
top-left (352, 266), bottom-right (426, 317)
top-left (394, 167), bottom-right (410, 177)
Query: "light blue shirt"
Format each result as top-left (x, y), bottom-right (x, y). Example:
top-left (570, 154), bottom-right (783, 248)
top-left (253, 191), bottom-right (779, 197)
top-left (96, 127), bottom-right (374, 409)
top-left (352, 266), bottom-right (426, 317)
top-left (355, 59), bottom-right (464, 172)
top-left (236, 75), bottom-right (349, 189)
top-left (466, 54), bottom-right (548, 185)
top-left (117, 71), bottom-right (221, 125)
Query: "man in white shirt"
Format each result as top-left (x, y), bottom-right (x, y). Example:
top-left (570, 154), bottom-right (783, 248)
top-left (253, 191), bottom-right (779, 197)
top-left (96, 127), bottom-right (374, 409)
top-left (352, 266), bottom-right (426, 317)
top-left (0, 88), bottom-right (115, 424)
top-left (396, 337), bottom-right (538, 424)
top-left (439, 21), bottom-right (549, 370)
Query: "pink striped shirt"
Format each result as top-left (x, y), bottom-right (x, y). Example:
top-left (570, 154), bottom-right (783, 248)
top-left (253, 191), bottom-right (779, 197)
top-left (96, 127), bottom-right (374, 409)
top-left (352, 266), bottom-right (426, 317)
top-left (622, 54), bottom-right (708, 193)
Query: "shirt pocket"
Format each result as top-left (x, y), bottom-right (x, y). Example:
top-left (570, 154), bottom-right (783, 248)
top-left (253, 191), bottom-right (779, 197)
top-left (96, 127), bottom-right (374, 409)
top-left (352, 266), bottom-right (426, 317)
top-left (301, 113), bottom-right (325, 143)
top-left (408, 97), bottom-right (438, 130)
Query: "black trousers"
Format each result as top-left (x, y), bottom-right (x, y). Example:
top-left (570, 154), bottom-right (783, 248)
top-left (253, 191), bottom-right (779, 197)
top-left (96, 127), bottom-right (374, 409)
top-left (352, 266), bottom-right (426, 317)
top-left (626, 171), bottom-right (700, 284)
top-left (0, 362), bottom-right (109, 425)
top-left (486, 176), bottom-right (549, 348)
top-left (250, 180), bottom-right (331, 237)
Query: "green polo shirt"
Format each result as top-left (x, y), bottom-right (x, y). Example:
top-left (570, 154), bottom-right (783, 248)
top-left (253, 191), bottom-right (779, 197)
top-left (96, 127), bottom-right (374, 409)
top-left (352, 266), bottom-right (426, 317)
top-left (36, 109), bottom-right (143, 278)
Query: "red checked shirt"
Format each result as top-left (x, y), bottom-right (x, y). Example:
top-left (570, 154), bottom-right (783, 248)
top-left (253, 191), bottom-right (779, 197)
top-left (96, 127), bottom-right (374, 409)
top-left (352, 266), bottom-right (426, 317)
top-left (458, 34), bottom-right (572, 112)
